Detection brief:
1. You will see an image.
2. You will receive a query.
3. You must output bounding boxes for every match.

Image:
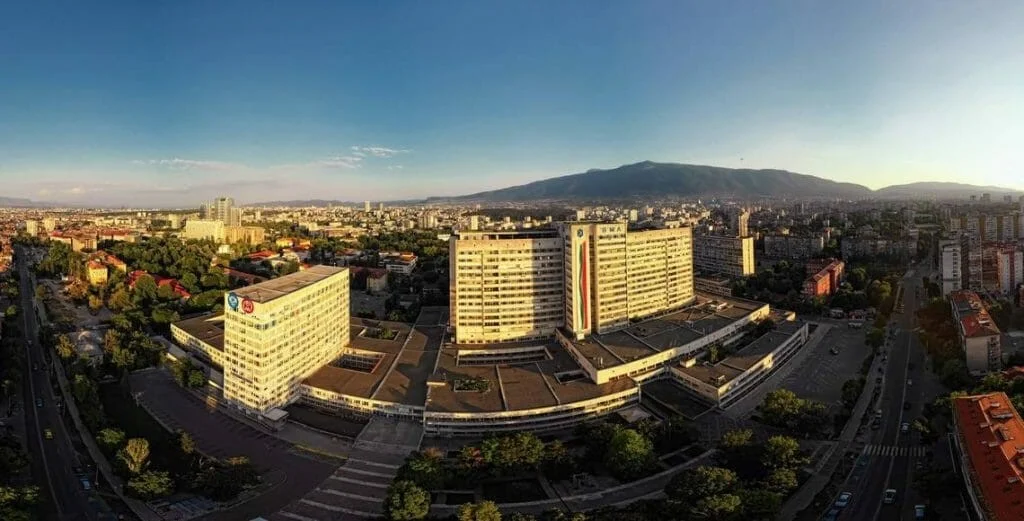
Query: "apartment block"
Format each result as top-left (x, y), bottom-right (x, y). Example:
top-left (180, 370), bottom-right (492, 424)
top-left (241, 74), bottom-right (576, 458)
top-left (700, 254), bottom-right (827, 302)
top-left (952, 393), bottom-right (1024, 521)
top-left (450, 230), bottom-right (565, 344)
top-left (224, 225), bottom-right (266, 246)
top-left (940, 240), bottom-right (963, 296)
top-left (693, 235), bottom-right (755, 278)
top-left (183, 219), bottom-right (225, 242)
top-left (221, 265), bottom-right (350, 419)
top-left (763, 234), bottom-right (825, 260)
top-left (803, 258), bottom-right (844, 298)
top-left (950, 290), bottom-right (1001, 375)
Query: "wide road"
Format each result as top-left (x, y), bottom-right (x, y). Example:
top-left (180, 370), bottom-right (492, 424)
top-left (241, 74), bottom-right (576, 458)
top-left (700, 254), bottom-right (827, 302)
top-left (15, 246), bottom-right (98, 521)
top-left (840, 263), bottom-right (928, 521)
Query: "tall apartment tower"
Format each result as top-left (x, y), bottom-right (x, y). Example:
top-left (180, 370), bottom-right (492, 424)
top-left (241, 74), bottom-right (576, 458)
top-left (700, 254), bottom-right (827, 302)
top-left (733, 209), bottom-right (750, 237)
top-left (228, 207), bottom-right (243, 227)
top-left (939, 240), bottom-right (962, 296)
top-left (211, 197), bottom-right (235, 225)
top-left (449, 230), bottom-right (565, 343)
top-left (222, 266), bottom-right (350, 417)
top-left (364, 201), bottom-right (371, 212)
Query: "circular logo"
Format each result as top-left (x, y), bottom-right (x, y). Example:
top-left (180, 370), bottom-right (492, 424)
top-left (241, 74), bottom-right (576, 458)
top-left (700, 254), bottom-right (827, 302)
top-left (241, 298), bottom-right (254, 314)
top-left (227, 292), bottom-right (239, 311)
top-left (576, 229), bottom-right (584, 238)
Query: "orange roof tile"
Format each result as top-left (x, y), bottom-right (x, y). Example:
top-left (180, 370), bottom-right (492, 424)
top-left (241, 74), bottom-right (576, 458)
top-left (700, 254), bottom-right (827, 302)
top-left (953, 392), bottom-right (1024, 521)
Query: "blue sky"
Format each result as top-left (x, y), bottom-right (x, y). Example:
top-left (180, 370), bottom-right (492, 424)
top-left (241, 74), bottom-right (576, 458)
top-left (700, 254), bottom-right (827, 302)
top-left (2, 1), bottom-right (1023, 206)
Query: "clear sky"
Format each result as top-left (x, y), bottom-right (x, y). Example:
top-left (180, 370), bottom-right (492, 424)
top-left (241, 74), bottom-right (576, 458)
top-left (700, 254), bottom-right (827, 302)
top-left (2, 1), bottom-right (1022, 206)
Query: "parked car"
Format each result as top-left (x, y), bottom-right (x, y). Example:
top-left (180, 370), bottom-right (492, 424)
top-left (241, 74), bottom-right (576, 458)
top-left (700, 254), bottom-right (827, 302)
top-left (830, 347), bottom-right (840, 355)
top-left (35, 398), bottom-right (43, 408)
top-left (80, 477), bottom-right (91, 491)
top-left (44, 428), bottom-right (53, 440)
top-left (901, 422), bottom-right (910, 434)
top-left (835, 492), bottom-right (853, 508)
top-left (914, 504), bottom-right (926, 519)
top-left (823, 508), bottom-right (841, 521)
top-left (883, 489), bottom-right (897, 504)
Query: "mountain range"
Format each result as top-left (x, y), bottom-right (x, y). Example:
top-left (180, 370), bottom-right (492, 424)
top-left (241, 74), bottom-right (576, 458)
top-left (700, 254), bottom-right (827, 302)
top-left (436, 161), bottom-right (1023, 203)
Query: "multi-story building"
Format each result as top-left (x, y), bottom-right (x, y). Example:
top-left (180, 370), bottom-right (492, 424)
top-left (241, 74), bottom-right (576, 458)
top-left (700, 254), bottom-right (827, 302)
top-left (840, 237), bottom-right (915, 260)
top-left (86, 261), bottom-right (108, 286)
top-left (940, 240), bottom-right (963, 296)
top-left (950, 290), bottom-right (1001, 375)
top-left (224, 225), bottom-right (266, 246)
top-left (450, 230), bottom-right (565, 344)
top-left (996, 246), bottom-right (1023, 296)
top-left (951, 393), bottom-right (1024, 521)
top-left (693, 235), bottom-right (755, 278)
top-left (561, 223), bottom-right (694, 337)
top-left (951, 213), bottom-right (1023, 243)
top-left (24, 220), bottom-right (38, 236)
top-left (763, 234), bottom-right (825, 260)
top-left (211, 196), bottom-right (235, 225)
top-left (732, 209), bottom-right (750, 237)
top-left (221, 266), bottom-right (350, 420)
top-left (183, 219), bottom-right (226, 242)
top-left (802, 258), bottom-right (845, 298)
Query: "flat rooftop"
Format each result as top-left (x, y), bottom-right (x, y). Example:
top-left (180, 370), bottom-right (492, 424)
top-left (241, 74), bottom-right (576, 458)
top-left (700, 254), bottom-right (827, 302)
top-left (569, 293), bottom-right (767, 369)
top-left (303, 318), bottom-right (440, 407)
top-left (232, 265), bottom-right (346, 304)
top-left (426, 339), bottom-right (635, 414)
top-left (173, 313), bottom-right (226, 351)
top-left (676, 320), bottom-right (807, 387)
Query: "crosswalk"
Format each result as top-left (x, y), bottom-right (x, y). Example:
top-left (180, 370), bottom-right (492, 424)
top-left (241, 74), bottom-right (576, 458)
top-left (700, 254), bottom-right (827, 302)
top-left (861, 444), bottom-right (927, 457)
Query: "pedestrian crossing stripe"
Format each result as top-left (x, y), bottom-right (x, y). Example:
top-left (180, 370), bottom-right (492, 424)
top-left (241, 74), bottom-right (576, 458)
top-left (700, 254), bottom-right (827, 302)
top-left (861, 445), bottom-right (927, 457)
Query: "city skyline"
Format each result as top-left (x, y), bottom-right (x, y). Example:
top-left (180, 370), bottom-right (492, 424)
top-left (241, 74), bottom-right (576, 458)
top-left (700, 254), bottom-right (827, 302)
top-left (3, 1), bottom-right (1024, 206)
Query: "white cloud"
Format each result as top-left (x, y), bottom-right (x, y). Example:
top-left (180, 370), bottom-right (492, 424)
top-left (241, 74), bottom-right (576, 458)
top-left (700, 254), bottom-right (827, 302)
top-left (309, 155), bottom-right (364, 169)
top-left (388, 165), bottom-right (404, 171)
top-left (131, 158), bottom-right (243, 171)
top-left (350, 145), bottom-right (410, 158)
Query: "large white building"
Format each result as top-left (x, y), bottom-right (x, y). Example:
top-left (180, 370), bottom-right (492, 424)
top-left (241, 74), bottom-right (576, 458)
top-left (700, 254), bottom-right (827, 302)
top-left (221, 265), bottom-right (350, 419)
top-left (450, 223), bottom-right (696, 344)
top-left (182, 219), bottom-right (225, 242)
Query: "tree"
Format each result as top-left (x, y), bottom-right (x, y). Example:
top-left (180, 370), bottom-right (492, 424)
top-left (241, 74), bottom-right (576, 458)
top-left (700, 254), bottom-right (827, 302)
top-left (763, 467), bottom-right (799, 494)
top-left (187, 370), bottom-right (206, 388)
top-left (108, 286), bottom-right (130, 311)
top-left (603, 428), bottom-right (655, 481)
top-left (841, 378), bottom-right (865, 409)
top-left (762, 436), bottom-right (804, 470)
top-left (866, 327), bottom-right (885, 349)
top-left (119, 438), bottom-right (150, 474)
top-left (179, 431), bottom-right (196, 455)
top-left (693, 494), bottom-right (742, 521)
top-left (458, 500), bottom-right (502, 521)
top-left (542, 440), bottom-right (576, 480)
top-left (739, 489), bottom-right (782, 520)
top-left (133, 274), bottom-right (158, 304)
top-left (88, 294), bottom-right (104, 313)
top-left (385, 480), bottom-right (430, 521)
top-left (56, 334), bottom-right (75, 359)
top-left (3, 306), bottom-right (16, 318)
top-left (96, 428), bottom-right (126, 454)
top-left (112, 346), bottom-right (137, 370)
top-left (127, 470), bottom-right (173, 500)
top-left (397, 449), bottom-right (446, 490)
top-left (665, 466), bottom-right (737, 502)
top-left (720, 428), bottom-right (753, 450)
top-left (759, 389), bottom-right (803, 425)
top-left (103, 329), bottom-right (122, 355)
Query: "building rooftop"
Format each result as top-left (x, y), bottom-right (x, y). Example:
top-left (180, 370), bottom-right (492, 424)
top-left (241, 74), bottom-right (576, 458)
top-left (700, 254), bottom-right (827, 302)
top-left (172, 313), bottom-right (226, 351)
top-left (675, 320), bottom-right (807, 387)
top-left (568, 293), bottom-right (767, 369)
top-left (232, 265), bottom-right (347, 303)
top-left (953, 392), bottom-right (1024, 521)
top-left (950, 290), bottom-right (1001, 338)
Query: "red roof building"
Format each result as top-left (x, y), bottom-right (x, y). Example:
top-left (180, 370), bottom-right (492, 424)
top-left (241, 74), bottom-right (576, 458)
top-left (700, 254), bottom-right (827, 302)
top-left (952, 393), bottom-right (1024, 521)
top-left (128, 270), bottom-right (191, 299)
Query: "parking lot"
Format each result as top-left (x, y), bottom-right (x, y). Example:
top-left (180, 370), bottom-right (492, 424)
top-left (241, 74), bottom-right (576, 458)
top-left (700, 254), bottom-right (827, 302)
top-left (779, 323), bottom-right (872, 412)
top-left (128, 370), bottom-right (337, 520)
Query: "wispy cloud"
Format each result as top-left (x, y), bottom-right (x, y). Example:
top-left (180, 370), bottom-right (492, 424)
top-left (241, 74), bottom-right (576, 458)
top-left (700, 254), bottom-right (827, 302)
top-left (131, 158), bottom-right (243, 171)
top-left (350, 146), bottom-right (410, 158)
top-left (388, 165), bottom-right (404, 171)
top-left (314, 155), bottom-right (364, 169)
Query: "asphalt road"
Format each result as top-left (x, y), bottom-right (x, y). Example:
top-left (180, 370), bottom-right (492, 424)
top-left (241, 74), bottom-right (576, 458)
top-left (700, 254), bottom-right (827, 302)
top-left (840, 264), bottom-right (929, 521)
top-left (15, 246), bottom-right (98, 521)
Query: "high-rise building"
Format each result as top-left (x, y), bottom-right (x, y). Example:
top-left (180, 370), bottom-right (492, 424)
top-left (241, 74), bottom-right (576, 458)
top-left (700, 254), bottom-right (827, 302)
top-left (364, 201), bottom-right (370, 212)
top-left (449, 230), bottom-right (565, 344)
top-left (950, 290), bottom-right (1001, 375)
top-left (224, 226), bottom-right (266, 246)
top-left (693, 235), bottom-right (755, 277)
top-left (378, 202), bottom-right (384, 212)
top-left (940, 240), bottom-right (963, 296)
top-left (211, 196), bottom-right (234, 224)
top-left (732, 210), bottom-right (750, 237)
top-left (24, 220), bottom-right (38, 236)
top-left (996, 247), bottom-right (1024, 295)
top-left (42, 218), bottom-right (57, 233)
top-left (449, 223), bottom-right (696, 343)
top-left (167, 214), bottom-right (181, 230)
top-left (222, 266), bottom-right (350, 417)
top-left (228, 207), bottom-right (243, 227)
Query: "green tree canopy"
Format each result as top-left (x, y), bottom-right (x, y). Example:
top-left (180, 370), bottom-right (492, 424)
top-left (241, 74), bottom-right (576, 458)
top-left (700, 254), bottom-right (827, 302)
top-left (603, 428), bottom-right (655, 481)
top-left (385, 480), bottom-right (430, 521)
top-left (458, 500), bottom-right (502, 521)
top-left (665, 466), bottom-right (737, 503)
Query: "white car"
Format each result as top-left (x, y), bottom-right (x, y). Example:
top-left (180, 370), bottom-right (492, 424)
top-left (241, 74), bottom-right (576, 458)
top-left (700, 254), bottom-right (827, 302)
top-left (883, 489), bottom-right (897, 504)
top-left (901, 422), bottom-right (910, 434)
top-left (835, 492), bottom-right (853, 508)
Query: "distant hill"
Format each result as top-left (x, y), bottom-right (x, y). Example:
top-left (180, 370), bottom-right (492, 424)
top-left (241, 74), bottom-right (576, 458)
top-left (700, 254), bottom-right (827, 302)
top-left (0, 196), bottom-right (38, 207)
top-left (875, 182), bottom-right (1023, 199)
top-left (445, 161), bottom-right (873, 202)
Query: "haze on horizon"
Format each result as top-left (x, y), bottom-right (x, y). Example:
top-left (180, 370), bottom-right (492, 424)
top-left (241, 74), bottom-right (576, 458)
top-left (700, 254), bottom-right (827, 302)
top-left (2, 1), bottom-right (1023, 207)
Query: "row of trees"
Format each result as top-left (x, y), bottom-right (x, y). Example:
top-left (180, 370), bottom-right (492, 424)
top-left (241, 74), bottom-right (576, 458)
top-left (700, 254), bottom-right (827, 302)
top-left (757, 389), bottom-right (830, 437)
